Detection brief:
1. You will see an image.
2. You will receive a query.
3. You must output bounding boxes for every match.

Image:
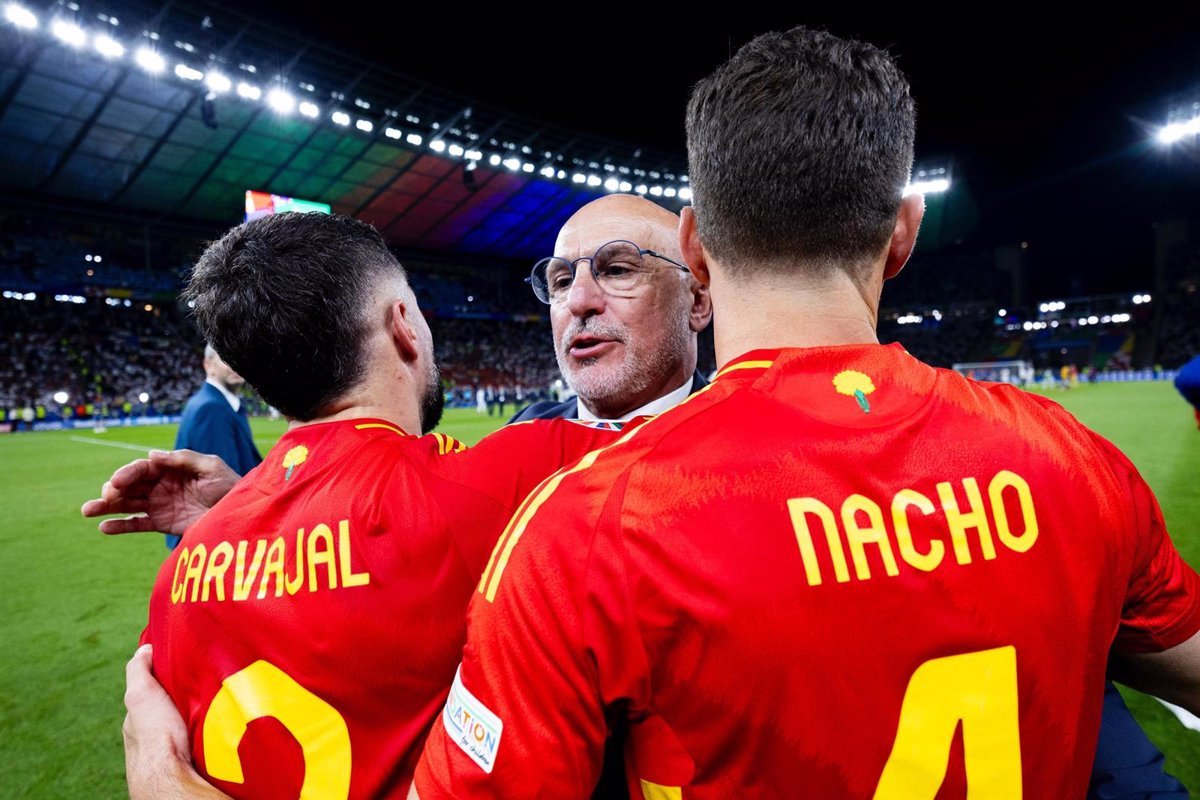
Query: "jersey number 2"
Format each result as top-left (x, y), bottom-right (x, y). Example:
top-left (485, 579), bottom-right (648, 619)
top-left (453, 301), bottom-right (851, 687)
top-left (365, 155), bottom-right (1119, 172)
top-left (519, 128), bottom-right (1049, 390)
top-left (874, 646), bottom-right (1021, 799)
top-left (202, 660), bottom-right (352, 799)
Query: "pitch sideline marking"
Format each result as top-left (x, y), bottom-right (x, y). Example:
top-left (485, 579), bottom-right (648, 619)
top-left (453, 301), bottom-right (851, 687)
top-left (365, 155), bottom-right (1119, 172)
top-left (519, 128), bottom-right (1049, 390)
top-left (68, 435), bottom-right (155, 454)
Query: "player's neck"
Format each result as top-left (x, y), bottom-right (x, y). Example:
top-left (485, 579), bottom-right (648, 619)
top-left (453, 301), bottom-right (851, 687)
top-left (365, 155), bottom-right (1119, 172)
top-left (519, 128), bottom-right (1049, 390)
top-left (710, 269), bottom-right (881, 367)
top-left (287, 380), bottom-right (423, 436)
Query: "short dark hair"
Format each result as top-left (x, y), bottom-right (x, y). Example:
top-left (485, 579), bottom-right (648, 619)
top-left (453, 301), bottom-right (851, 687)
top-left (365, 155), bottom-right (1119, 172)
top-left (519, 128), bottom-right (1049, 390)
top-left (685, 27), bottom-right (915, 278)
top-left (184, 212), bottom-right (403, 420)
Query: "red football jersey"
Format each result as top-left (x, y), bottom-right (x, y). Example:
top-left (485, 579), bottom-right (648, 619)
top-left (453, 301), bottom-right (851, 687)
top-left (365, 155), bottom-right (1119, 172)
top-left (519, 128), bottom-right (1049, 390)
top-left (414, 344), bottom-right (1200, 800)
top-left (143, 416), bottom-right (618, 799)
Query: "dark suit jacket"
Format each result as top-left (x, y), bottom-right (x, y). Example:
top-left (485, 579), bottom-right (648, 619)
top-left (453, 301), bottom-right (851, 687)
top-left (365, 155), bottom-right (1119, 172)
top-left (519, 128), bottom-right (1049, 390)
top-left (166, 382), bottom-right (263, 549)
top-left (509, 370), bottom-right (709, 424)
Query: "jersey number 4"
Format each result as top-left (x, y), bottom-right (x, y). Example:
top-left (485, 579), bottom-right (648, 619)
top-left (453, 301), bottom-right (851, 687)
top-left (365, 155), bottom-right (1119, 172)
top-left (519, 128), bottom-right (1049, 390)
top-left (874, 646), bottom-right (1021, 799)
top-left (202, 660), bottom-right (352, 799)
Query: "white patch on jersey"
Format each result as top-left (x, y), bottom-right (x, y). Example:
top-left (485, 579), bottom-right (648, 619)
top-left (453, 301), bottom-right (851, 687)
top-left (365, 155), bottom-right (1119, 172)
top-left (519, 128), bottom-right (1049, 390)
top-left (442, 666), bottom-right (504, 773)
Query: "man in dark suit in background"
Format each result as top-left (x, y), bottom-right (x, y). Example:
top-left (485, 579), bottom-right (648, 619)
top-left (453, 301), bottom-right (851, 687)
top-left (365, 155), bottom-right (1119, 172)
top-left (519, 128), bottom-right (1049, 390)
top-left (166, 344), bottom-right (262, 549)
top-left (512, 194), bottom-right (713, 424)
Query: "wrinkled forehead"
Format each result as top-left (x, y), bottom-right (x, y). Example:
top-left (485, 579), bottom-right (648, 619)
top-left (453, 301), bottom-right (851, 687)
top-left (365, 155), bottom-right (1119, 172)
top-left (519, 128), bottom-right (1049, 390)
top-left (553, 215), bottom-right (674, 260)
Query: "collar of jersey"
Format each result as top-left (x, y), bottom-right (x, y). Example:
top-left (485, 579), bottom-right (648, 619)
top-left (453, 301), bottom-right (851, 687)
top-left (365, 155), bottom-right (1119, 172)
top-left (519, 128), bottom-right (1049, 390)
top-left (716, 343), bottom-right (912, 380)
top-left (280, 416), bottom-right (413, 441)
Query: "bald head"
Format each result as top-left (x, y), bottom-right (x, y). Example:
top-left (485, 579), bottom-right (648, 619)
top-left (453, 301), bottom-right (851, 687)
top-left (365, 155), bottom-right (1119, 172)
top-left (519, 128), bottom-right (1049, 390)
top-left (546, 194), bottom-right (712, 420)
top-left (555, 194), bottom-right (684, 266)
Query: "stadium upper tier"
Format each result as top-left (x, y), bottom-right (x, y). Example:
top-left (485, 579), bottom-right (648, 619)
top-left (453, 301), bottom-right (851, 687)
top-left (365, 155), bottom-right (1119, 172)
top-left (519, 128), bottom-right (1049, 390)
top-left (0, 0), bottom-right (691, 259)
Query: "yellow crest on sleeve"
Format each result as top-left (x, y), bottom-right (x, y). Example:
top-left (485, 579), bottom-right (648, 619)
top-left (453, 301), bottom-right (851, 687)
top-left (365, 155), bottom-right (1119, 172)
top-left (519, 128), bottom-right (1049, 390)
top-left (282, 445), bottom-right (309, 480)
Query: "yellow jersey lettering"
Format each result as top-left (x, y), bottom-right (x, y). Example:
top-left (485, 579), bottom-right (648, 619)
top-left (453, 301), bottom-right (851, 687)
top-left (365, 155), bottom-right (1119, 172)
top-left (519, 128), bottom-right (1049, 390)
top-left (307, 524), bottom-right (337, 592)
top-left (337, 520), bottom-right (370, 588)
top-left (891, 489), bottom-right (942, 572)
top-left (184, 544), bottom-right (207, 603)
top-left (257, 536), bottom-right (287, 600)
top-left (989, 471), bottom-right (1039, 554)
top-left (285, 528), bottom-right (306, 596)
top-left (789, 471), bottom-right (1038, 586)
top-left (171, 546), bottom-right (189, 605)
top-left (233, 540), bottom-right (266, 602)
top-left (201, 542), bottom-right (235, 602)
top-left (841, 494), bottom-right (899, 581)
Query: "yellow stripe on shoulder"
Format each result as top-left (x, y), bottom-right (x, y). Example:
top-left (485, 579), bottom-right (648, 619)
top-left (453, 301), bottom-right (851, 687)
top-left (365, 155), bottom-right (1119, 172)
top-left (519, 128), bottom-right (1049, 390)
top-left (354, 422), bottom-right (407, 436)
top-left (715, 359), bottom-right (774, 379)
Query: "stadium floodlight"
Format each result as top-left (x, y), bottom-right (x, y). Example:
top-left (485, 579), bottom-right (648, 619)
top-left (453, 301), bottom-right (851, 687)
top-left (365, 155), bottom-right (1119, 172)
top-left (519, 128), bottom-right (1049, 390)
top-left (603, 177), bottom-right (619, 192)
top-left (556, 169), bottom-right (566, 180)
top-left (174, 64), bottom-right (203, 82)
top-left (51, 19), bottom-right (85, 47)
top-left (502, 157), bottom-right (521, 171)
top-left (619, 181), bottom-right (632, 192)
top-left (384, 126), bottom-right (401, 139)
top-left (488, 154), bottom-right (502, 166)
top-left (1038, 303), bottom-right (1049, 313)
top-left (331, 111), bottom-right (350, 126)
top-left (94, 33), bottom-right (124, 58)
top-left (4, 3), bottom-right (37, 29)
top-left (94, 255), bottom-right (102, 263)
top-left (355, 119), bottom-right (373, 132)
top-left (903, 177), bottom-right (951, 197)
top-left (465, 150), bottom-right (482, 161)
top-left (135, 47), bottom-right (166, 74)
top-left (1087, 315), bottom-right (1099, 325)
top-left (204, 72), bottom-right (231, 93)
top-left (998, 308), bottom-right (1007, 316)
top-left (299, 101), bottom-right (319, 118)
top-left (539, 166), bottom-right (555, 178)
top-left (586, 175), bottom-right (602, 187)
top-left (635, 184), bottom-right (648, 195)
top-left (1156, 117), bottom-right (1200, 145)
top-left (406, 133), bottom-right (422, 146)
top-left (267, 88), bottom-right (296, 115)
top-left (1077, 317), bottom-right (1088, 326)
top-left (448, 144), bottom-right (464, 157)
top-left (430, 139), bottom-right (446, 152)
top-left (236, 82), bottom-right (261, 100)
top-left (138, 392), bottom-right (149, 403)
top-left (664, 187), bottom-right (677, 198)
top-left (521, 162), bottom-right (534, 173)
top-left (53, 390), bottom-right (69, 404)
top-left (572, 173), bottom-right (586, 184)
top-left (649, 185), bottom-right (663, 196)
top-left (678, 187), bottom-right (693, 201)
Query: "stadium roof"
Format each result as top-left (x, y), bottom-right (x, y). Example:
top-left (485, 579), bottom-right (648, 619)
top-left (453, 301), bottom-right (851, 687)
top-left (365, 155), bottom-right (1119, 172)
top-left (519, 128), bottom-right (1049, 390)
top-left (0, 0), bottom-right (689, 259)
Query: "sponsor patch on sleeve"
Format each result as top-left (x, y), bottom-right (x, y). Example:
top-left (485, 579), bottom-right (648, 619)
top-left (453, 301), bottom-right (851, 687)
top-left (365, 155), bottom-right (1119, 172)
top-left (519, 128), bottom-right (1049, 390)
top-left (442, 665), bottom-right (504, 774)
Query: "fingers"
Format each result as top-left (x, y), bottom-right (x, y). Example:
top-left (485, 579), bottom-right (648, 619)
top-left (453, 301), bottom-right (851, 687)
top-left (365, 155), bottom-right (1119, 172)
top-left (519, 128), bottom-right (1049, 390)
top-left (124, 644), bottom-right (155, 712)
top-left (82, 494), bottom-right (150, 519)
top-left (150, 449), bottom-right (221, 475)
top-left (99, 515), bottom-right (156, 535)
top-left (109, 459), bottom-right (159, 491)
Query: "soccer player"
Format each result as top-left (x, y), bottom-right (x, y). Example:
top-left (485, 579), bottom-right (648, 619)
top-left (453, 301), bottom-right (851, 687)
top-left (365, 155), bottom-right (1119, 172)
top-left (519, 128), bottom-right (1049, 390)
top-left (411, 28), bottom-right (1200, 799)
top-left (93, 212), bottom-right (620, 798)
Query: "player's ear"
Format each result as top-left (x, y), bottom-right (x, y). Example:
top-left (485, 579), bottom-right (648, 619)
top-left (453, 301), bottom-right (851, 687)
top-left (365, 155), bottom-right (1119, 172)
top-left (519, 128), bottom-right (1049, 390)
top-left (884, 193), bottom-right (925, 281)
top-left (688, 279), bottom-right (712, 333)
top-left (388, 299), bottom-right (421, 363)
top-left (679, 207), bottom-right (711, 287)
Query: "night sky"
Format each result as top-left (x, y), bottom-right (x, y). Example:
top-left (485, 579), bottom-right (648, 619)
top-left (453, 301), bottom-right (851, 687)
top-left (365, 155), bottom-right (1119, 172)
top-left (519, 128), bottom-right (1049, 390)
top-left (137, 5), bottom-right (1200, 298)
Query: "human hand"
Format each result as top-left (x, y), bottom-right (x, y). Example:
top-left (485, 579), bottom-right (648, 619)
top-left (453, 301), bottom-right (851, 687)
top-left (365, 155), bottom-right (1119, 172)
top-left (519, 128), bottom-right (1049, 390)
top-left (81, 450), bottom-right (240, 536)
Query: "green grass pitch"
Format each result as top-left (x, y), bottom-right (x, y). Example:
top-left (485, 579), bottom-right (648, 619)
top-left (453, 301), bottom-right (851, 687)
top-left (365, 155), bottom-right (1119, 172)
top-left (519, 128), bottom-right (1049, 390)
top-left (1, 384), bottom-right (1197, 797)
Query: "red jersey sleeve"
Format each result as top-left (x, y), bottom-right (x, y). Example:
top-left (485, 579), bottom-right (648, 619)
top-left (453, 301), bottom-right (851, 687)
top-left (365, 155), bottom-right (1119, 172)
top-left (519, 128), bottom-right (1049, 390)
top-left (1091, 432), bottom-right (1200, 652)
top-left (414, 462), bottom-right (643, 799)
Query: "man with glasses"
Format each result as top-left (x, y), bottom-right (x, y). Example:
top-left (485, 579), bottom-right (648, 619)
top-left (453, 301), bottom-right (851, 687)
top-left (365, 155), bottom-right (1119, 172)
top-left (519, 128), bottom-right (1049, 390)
top-left (511, 194), bottom-right (712, 424)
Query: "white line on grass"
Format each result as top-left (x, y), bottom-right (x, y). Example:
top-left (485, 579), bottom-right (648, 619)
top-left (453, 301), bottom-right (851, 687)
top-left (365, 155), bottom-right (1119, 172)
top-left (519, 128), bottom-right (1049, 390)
top-left (68, 435), bottom-right (154, 454)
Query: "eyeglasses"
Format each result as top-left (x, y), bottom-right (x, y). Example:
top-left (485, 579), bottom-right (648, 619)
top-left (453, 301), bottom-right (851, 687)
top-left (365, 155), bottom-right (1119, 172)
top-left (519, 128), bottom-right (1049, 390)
top-left (526, 239), bottom-right (690, 305)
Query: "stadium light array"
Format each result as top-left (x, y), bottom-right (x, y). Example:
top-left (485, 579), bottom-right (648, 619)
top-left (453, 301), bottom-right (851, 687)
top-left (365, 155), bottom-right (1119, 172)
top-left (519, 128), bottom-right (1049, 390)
top-left (1157, 117), bottom-right (1200, 145)
top-left (998, 308), bottom-right (1007, 316)
top-left (204, 72), bottom-right (232, 93)
top-left (93, 33), bottom-right (123, 58)
top-left (50, 19), bottom-right (85, 47)
top-left (16, 2), bottom-right (706, 204)
top-left (135, 47), bottom-right (165, 74)
top-left (4, 3), bottom-right (37, 29)
top-left (266, 88), bottom-right (296, 114)
top-left (174, 64), bottom-right (203, 82)
top-left (904, 177), bottom-right (951, 197)
top-left (897, 314), bottom-right (923, 324)
top-left (1132, 293), bottom-right (1152, 304)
